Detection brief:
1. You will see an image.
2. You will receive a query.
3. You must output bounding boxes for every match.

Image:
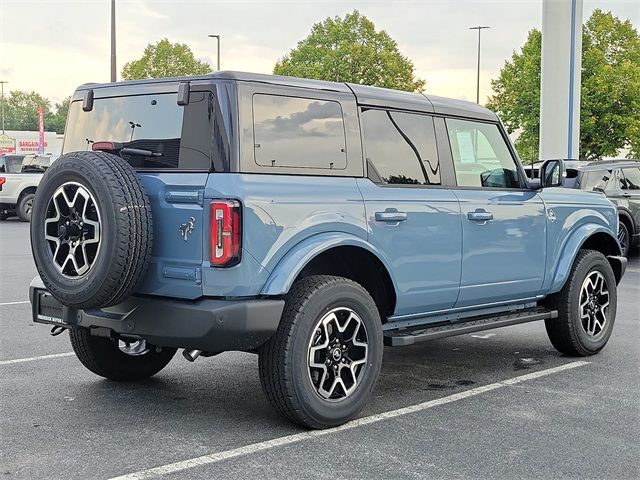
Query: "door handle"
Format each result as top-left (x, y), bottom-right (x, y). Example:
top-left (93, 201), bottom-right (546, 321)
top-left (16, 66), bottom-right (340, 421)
top-left (375, 211), bottom-right (408, 223)
top-left (622, 192), bottom-right (631, 198)
top-left (467, 210), bottom-right (493, 222)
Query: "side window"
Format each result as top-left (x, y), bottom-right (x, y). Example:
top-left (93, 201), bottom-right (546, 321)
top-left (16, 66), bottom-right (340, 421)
top-left (361, 108), bottom-right (440, 185)
top-left (622, 167), bottom-right (640, 190)
top-left (605, 169), bottom-right (625, 192)
top-left (445, 118), bottom-right (521, 188)
top-left (252, 94), bottom-right (347, 170)
top-left (582, 170), bottom-right (610, 191)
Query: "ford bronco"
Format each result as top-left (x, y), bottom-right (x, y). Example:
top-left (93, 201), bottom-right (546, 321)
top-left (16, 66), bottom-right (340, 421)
top-left (29, 72), bottom-right (626, 429)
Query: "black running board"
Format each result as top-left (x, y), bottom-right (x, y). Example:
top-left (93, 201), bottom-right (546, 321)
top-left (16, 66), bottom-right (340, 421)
top-left (384, 307), bottom-right (558, 347)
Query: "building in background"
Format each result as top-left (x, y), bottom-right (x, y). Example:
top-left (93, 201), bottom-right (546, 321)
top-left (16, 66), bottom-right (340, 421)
top-left (0, 130), bottom-right (63, 155)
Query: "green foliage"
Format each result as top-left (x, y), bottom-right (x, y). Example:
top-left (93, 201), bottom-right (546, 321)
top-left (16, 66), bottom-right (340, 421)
top-left (2, 92), bottom-right (70, 134)
top-left (121, 38), bottom-right (211, 80)
top-left (47, 97), bottom-right (71, 134)
top-left (274, 10), bottom-right (425, 92)
top-left (3, 91), bottom-right (51, 131)
top-left (488, 10), bottom-right (640, 161)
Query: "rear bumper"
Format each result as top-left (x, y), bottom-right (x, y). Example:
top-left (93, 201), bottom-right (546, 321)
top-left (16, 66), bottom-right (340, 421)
top-left (29, 277), bottom-right (284, 353)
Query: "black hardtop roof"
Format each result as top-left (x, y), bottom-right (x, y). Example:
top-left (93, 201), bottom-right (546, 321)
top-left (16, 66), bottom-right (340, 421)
top-left (76, 71), bottom-right (498, 121)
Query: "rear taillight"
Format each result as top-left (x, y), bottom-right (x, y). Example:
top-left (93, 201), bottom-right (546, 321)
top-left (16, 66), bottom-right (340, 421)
top-left (210, 200), bottom-right (241, 267)
top-left (0, 177), bottom-right (5, 188)
top-left (92, 141), bottom-right (116, 151)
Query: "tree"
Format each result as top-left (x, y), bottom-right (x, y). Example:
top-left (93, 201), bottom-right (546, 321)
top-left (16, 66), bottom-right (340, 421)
top-left (3, 91), bottom-right (51, 131)
top-left (47, 97), bottom-right (71, 134)
top-left (274, 10), bottom-right (425, 92)
top-left (487, 10), bottom-right (640, 162)
top-left (121, 38), bottom-right (211, 80)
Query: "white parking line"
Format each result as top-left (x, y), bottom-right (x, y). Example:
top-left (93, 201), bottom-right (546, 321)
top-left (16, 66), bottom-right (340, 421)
top-left (0, 300), bottom-right (30, 306)
top-left (109, 361), bottom-right (589, 480)
top-left (0, 352), bottom-right (75, 365)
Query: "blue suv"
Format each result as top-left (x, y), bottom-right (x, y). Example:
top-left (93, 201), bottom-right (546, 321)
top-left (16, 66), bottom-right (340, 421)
top-left (29, 72), bottom-right (626, 428)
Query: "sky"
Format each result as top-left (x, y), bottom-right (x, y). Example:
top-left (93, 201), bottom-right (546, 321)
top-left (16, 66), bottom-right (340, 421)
top-left (1, 0), bottom-right (639, 106)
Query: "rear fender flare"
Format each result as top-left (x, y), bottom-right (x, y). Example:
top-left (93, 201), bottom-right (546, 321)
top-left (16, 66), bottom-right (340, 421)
top-left (260, 232), bottom-right (397, 296)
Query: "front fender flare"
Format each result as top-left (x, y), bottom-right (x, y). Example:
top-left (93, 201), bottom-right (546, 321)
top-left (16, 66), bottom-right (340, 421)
top-left (548, 224), bottom-right (621, 294)
top-left (260, 232), bottom-right (397, 296)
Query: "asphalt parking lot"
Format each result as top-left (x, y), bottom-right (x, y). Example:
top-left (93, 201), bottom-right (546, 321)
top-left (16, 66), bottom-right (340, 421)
top-left (1, 218), bottom-right (638, 480)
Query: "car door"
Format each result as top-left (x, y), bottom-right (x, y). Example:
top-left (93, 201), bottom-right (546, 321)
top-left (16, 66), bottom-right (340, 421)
top-left (442, 117), bottom-right (546, 308)
top-left (356, 107), bottom-right (462, 317)
top-left (620, 167), bottom-right (640, 236)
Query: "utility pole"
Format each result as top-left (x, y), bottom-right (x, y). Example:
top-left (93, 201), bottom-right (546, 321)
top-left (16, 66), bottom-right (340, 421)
top-left (469, 26), bottom-right (490, 104)
top-left (111, 0), bottom-right (117, 82)
top-left (208, 35), bottom-right (220, 70)
top-left (0, 81), bottom-right (6, 134)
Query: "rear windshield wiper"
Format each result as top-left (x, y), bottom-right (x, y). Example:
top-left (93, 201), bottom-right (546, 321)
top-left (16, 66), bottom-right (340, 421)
top-left (92, 141), bottom-right (162, 157)
top-left (120, 147), bottom-right (163, 157)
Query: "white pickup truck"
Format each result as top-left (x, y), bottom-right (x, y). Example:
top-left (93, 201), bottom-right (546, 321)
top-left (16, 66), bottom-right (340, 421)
top-left (0, 154), bottom-right (56, 221)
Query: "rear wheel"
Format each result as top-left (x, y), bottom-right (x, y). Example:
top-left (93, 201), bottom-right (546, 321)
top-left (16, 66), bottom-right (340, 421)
top-left (544, 250), bottom-right (617, 356)
top-left (259, 275), bottom-right (383, 429)
top-left (69, 328), bottom-right (176, 381)
top-left (17, 192), bottom-right (35, 222)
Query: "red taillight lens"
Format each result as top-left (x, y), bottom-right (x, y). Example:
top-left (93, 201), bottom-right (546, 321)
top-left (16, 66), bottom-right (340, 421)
top-left (0, 177), bottom-right (5, 187)
top-left (210, 200), bottom-right (241, 267)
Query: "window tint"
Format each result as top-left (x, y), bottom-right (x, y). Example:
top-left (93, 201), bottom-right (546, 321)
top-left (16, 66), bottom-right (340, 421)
top-left (64, 92), bottom-right (226, 170)
top-left (622, 167), bottom-right (640, 190)
top-left (446, 118), bottom-right (521, 188)
top-left (361, 108), bottom-right (440, 185)
top-left (252, 94), bottom-right (347, 170)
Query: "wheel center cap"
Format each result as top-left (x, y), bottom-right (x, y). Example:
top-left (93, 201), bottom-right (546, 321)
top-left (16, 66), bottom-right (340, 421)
top-left (331, 348), bottom-right (342, 362)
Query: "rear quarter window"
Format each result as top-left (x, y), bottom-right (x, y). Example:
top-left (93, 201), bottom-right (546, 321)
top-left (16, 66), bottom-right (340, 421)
top-left (252, 94), bottom-right (347, 170)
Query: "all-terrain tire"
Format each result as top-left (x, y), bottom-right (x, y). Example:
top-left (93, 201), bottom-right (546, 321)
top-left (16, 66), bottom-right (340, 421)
top-left (17, 192), bottom-right (35, 222)
top-left (259, 275), bottom-right (383, 429)
top-left (69, 328), bottom-right (176, 381)
top-left (30, 151), bottom-right (153, 309)
top-left (544, 249), bottom-right (617, 356)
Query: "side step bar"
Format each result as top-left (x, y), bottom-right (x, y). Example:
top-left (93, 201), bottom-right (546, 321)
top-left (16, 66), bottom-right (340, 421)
top-left (384, 307), bottom-right (558, 347)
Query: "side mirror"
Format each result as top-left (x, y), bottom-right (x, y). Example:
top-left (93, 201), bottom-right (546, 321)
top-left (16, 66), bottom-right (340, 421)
top-left (540, 159), bottom-right (564, 188)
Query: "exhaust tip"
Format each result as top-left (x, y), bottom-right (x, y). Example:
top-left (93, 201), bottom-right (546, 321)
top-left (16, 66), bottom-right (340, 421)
top-left (182, 349), bottom-right (202, 362)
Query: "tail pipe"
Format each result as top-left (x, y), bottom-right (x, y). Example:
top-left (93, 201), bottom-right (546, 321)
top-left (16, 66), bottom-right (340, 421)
top-left (182, 349), bottom-right (202, 362)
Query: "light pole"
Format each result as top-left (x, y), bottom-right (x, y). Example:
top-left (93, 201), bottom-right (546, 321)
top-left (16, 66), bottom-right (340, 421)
top-left (469, 26), bottom-right (490, 104)
top-left (0, 81), bottom-right (7, 134)
top-left (111, 0), bottom-right (117, 82)
top-left (208, 34), bottom-right (220, 70)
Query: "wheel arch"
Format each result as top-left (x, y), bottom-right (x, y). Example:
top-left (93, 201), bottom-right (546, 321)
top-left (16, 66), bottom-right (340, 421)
top-left (18, 185), bottom-right (37, 201)
top-left (549, 226), bottom-right (623, 293)
top-left (617, 208), bottom-right (634, 235)
top-left (260, 233), bottom-right (398, 320)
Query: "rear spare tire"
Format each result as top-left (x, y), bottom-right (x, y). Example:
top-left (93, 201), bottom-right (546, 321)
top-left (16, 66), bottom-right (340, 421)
top-left (30, 151), bottom-right (153, 309)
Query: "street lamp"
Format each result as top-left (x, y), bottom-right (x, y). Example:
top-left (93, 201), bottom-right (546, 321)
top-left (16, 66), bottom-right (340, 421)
top-left (208, 34), bottom-right (221, 71)
top-left (111, 0), bottom-right (117, 82)
top-left (0, 81), bottom-right (7, 134)
top-left (469, 26), bottom-right (490, 104)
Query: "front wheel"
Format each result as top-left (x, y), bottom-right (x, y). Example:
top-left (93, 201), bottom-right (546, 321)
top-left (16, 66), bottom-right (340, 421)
top-left (259, 275), bottom-right (383, 429)
top-left (69, 328), bottom-right (176, 381)
top-left (618, 221), bottom-right (630, 258)
top-left (544, 250), bottom-right (617, 356)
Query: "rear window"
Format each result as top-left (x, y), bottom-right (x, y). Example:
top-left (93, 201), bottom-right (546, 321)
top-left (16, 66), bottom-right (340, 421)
top-left (64, 91), bottom-right (228, 171)
top-left (252, 94), bottom-right (347, 170)
top-left (0, 155), bottom-right (25, 173)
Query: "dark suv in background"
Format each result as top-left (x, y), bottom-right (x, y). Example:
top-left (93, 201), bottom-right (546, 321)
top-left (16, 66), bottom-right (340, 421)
top-left (527, 160), bottom-right (639, 257)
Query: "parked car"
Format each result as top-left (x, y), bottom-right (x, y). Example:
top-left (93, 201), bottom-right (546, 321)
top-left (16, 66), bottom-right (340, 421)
top-left (0, 154), bottom-right (56, 221)
top-left (526, 159), bottom-right (640, 257)
top-left (29, 72), bottom-right (626, 429)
